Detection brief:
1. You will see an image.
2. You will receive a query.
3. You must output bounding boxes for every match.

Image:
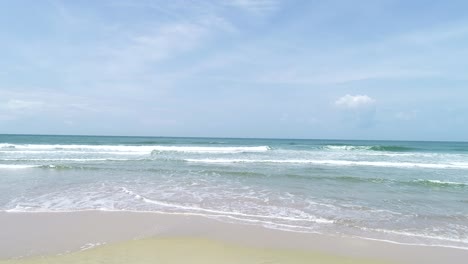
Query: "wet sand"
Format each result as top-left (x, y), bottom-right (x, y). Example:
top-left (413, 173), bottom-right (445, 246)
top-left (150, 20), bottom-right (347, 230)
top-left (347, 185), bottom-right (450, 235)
top-left (1, 237), bottom-right (392, 264)
top-left (1, 211), bottom-right (467, 263)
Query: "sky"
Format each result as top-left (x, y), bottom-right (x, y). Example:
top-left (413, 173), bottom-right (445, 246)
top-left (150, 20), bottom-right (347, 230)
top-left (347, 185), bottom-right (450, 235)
top-left (1, 0), bottom-right (468, 141)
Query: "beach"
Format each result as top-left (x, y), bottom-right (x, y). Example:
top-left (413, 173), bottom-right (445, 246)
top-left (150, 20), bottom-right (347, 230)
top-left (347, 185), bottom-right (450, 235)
top-left (1, 211), bottom-right (468, 263)
top-left (2, 0), bottom-right (468, 262)
top-left (1, 135), bottom-right (468, 262)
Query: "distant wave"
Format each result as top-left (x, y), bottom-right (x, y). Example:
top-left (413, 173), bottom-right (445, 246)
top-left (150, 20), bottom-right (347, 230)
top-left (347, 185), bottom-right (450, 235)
top-left (412, 179), bottom-right (467, 187)
top-left (189, 170), bottom-right (467, 189)
top-left (0, 164), bottom-right (82, 170)
top-left (185, 159), bottom-right (468, 169)
top-left (0, 158), bottom-right (135, 162)
top-left (0, 143), bottom-right (270, 154)
top-left (323, 145), bottom-right (415, 152)
top-left (116, 140), bottom-right (228, 145)
top-left (369, 145), bottom-right (415, 152)
top-left (0, 164), bottom-right (41, 169)
top-left (150, 146), bottom-right (270, 154)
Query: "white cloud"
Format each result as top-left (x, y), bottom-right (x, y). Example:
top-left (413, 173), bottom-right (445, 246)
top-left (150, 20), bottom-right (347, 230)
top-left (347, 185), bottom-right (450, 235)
top-left (2, 99), bottom-right (45, 111)
top-left (334, 94), bottom-right (376, 109)
top-left (334, 95), bottom-right (377, 128)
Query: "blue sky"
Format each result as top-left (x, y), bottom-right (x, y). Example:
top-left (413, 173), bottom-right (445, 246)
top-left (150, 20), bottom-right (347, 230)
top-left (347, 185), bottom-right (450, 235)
top-left (1, 0), bottom-right (468, 140)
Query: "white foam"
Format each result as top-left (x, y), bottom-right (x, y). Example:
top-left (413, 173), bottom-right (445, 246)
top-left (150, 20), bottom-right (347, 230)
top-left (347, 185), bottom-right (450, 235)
top-left (324, 145), bottom-right (372, 151)
top-left (361, 227), bottom-right (468, 245)
top-left (353, 236), bottom-right (468, 251)
top-left (0, 144), bottom-right (270, 154)
top-left (0, 150), bottom-right (146, 155)
top-left (80, 242), bottom-right (105, 251)
top-left (0, 158), bottom-right (141, 162)
top-left (415, 179), bottom-right (467, 186)
top-left (120, 187), bottom-right (334, 224)
top-left (451, 162), bottom-right (468, 167)
top-left (4, 207), bottom-right (467, 251)
top-left (0, 164), bottom-right (40, 169)
top-left (184, 159), bottom-right (468, 169)
top-left (150, 145), bottom-right (270, 153)
top-left (0, 158), bottom-right (134, 162)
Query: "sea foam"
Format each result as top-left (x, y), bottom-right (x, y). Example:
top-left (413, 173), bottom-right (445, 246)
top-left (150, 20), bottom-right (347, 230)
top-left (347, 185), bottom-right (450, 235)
top-left (184, 159), bottom-right (468, 169)
top-left (0, 144), bottom-right (270, 154)
top-left (0, 164), bottom-right (40, 169)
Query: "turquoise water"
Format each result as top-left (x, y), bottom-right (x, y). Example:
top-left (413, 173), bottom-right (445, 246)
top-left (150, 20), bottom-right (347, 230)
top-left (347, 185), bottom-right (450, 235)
top-left (1, 134), bottom-right (468, 248)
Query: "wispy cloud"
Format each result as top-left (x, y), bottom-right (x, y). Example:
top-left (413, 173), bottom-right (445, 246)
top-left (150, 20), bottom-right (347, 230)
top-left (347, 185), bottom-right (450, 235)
top-left (391, 22), bottom-right (468, 46)
top-left (225, 0), bottom-right (281, 14)
top-left (395, 110), bottom-right (418, 121)
top-left (44, 1), bottom-right (244, 89)
top-left (235, 19), bottom-right (468, 86)
top-left (254, 67), bottom-right (437, 85)
top-left (0, 97), bottom-right (48, 121)
top-left (2, 99), bottom-right (45, 111)
top-left (0, 89), bottom-right (119, 122)
top-left (105, 22), bottom-right (208, 69)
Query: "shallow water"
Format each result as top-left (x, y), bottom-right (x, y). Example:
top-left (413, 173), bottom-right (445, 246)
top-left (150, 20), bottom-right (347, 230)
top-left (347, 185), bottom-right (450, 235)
top-left (1, 134), bottom-right (467, 249)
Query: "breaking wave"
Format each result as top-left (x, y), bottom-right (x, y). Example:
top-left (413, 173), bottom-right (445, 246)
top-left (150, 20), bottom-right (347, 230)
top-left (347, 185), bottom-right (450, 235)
top-left (412, 179), bottom-right (467, 188)
top-left (0, 143), bottom-right (270, 154)
top-left (323, 145), bottom-right (416, 152)
top-left (0, 164), bottom-right (41, 169)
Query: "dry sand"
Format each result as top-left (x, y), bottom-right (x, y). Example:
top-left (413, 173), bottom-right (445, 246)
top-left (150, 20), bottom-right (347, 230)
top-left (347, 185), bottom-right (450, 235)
top-left (1, 211), bottom-right (467, 263)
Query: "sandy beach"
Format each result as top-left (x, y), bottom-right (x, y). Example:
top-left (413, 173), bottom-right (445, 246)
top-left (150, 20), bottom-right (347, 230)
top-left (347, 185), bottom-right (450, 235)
top-left (2, 0), bottom-right (468, 262)
top-left (1, 211), bottom-right (467, 263)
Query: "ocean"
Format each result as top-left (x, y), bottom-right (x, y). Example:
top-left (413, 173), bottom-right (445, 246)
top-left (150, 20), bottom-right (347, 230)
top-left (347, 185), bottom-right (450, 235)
top-left (1, 134), bottom-right (467, 249)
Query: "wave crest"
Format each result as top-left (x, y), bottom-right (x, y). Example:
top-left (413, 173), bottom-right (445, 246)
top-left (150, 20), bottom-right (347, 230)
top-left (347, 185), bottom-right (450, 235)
top-left (0, 143), bottom-right (270, 154)
top-left (412, 179), bottom-right (467, 188)
top-left (0, 164), bottom-right (40, 169)
top-left (184, 159), bottom-right (468, 169)
top-left (323, 145), bottom-right (415, 152)
top-left (150, 146), bottom-right (270, 154)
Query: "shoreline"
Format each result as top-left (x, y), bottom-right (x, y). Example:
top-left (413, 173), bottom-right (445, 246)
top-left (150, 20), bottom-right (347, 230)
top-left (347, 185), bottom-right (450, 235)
top-left (1, 211), bottom-right (467, 263)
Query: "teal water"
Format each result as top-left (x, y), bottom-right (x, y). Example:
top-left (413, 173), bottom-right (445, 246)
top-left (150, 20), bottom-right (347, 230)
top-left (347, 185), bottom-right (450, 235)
top-left (1, 134), bottom-right (468, 249)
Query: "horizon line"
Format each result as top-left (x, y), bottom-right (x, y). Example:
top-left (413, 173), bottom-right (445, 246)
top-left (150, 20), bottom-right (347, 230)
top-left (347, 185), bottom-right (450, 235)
top-left (0, 133), bottom-right (467, 143)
